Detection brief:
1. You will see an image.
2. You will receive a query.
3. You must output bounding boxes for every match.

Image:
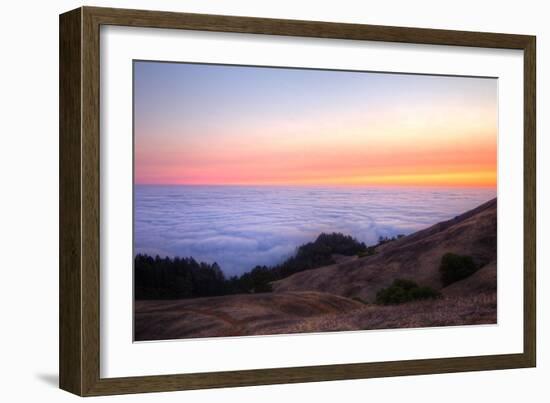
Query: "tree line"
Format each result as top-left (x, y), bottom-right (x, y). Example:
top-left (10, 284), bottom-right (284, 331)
top-left (135, 232), bottom-right (369, 300)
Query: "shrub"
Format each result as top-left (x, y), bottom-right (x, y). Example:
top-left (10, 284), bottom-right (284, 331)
top-left (375, 279), bottom-right (441, 305)
top-left (392, 279), bottom-right (418, 291)
top-left (377, 234), bottom-right (406, 246)
top-left (376, 285), bottom-right (409, 305)
top-left (357, 246), bottom-right (376, 258)
top-left (409, 286), bottom-right (441, 300)
top-left (439, 253), bottom-right (478, 286)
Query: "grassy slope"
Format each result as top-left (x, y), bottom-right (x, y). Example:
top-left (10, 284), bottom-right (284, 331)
top-left (135, 291), bottom-right (364, 341)
top-left (260, 293), bottom-right (496, 335)
top-left (271, 198), bottom-right (497, 302)
top-left (135, 291), bottom-right (496, 340)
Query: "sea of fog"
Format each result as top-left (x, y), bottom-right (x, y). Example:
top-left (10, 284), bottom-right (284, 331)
top-left (134, 185), bottom-right (496, 276)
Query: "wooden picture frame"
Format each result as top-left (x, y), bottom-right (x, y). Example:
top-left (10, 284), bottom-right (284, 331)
top-left (59, 6), bottom-right (536, 396)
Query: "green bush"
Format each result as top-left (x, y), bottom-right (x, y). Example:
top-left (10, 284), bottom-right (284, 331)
top-left (392, 279), bottom-right (418, 291)
top-left (375, 285), bottom-right (409, 305)
top-left (409, 286), bottom-right (441, 300)
top-left (375, 279), bottom-right (441, 305)
top-left (357, 246), bottom-right (376, 258)
top-left (439, 253), bottom-right (478, 286)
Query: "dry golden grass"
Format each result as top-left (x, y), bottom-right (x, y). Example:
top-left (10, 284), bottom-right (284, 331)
top-left (134, 291), bottom-right (364, 341)
top-left (261, 292), bottom-right (497, 335)
top-left (135, 291), bottom-right (496, 340)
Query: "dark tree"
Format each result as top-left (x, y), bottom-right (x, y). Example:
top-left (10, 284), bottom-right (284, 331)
top-left (276, 232), bottom-right (367, 278)
top-left (134, 232), bottom-right (370, 300)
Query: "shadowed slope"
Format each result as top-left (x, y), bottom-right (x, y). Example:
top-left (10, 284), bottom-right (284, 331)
top-left (442, 261), bottom-right (497, 297)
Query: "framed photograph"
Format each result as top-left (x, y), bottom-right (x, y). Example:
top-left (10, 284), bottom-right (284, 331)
top-left (59, 6), bottom-right (536, 396)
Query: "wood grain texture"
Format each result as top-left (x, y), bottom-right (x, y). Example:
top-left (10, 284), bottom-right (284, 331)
top-left (59, 8), bottom-right (82, 396)
top-left (523, 38), bottom-right (536, 367)
top-left (86, 6), bottom-right (532, 49)
top-left (59, 6), bottom-right (537, 396)
top-left (81, 6), bottom-right (102, 396)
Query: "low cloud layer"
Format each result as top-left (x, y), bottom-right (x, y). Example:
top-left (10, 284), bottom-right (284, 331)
top-left (134, 186), bottom-right (496, 276)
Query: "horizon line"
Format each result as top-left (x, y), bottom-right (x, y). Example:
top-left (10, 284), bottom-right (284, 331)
top-left (134, 182), bottom-right (497, 189)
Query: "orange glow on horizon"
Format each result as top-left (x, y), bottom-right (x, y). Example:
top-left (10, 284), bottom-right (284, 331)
top-left (135, 137), bottom-right (497, 188)
top-left (136, 171), bottom-right (496, 188)
top-left (134, 64), bottom-right (497, 189)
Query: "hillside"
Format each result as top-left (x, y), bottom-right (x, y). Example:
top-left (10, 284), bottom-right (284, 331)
top-left (272, 198), bottom-right (497, 302)
top-left (135, 199), bottom-right (497, 341)
top-left (135, 291), bottom-right (364, 341)
top-left (135, 291), bottom-right (496, 341)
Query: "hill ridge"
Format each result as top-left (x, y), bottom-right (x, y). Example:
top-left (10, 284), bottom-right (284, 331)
top-left (272, 198), bottom-right (497, 302)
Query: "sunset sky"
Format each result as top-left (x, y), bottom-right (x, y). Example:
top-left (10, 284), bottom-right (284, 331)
top-left (134, 61), bottom-right (497, 188)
